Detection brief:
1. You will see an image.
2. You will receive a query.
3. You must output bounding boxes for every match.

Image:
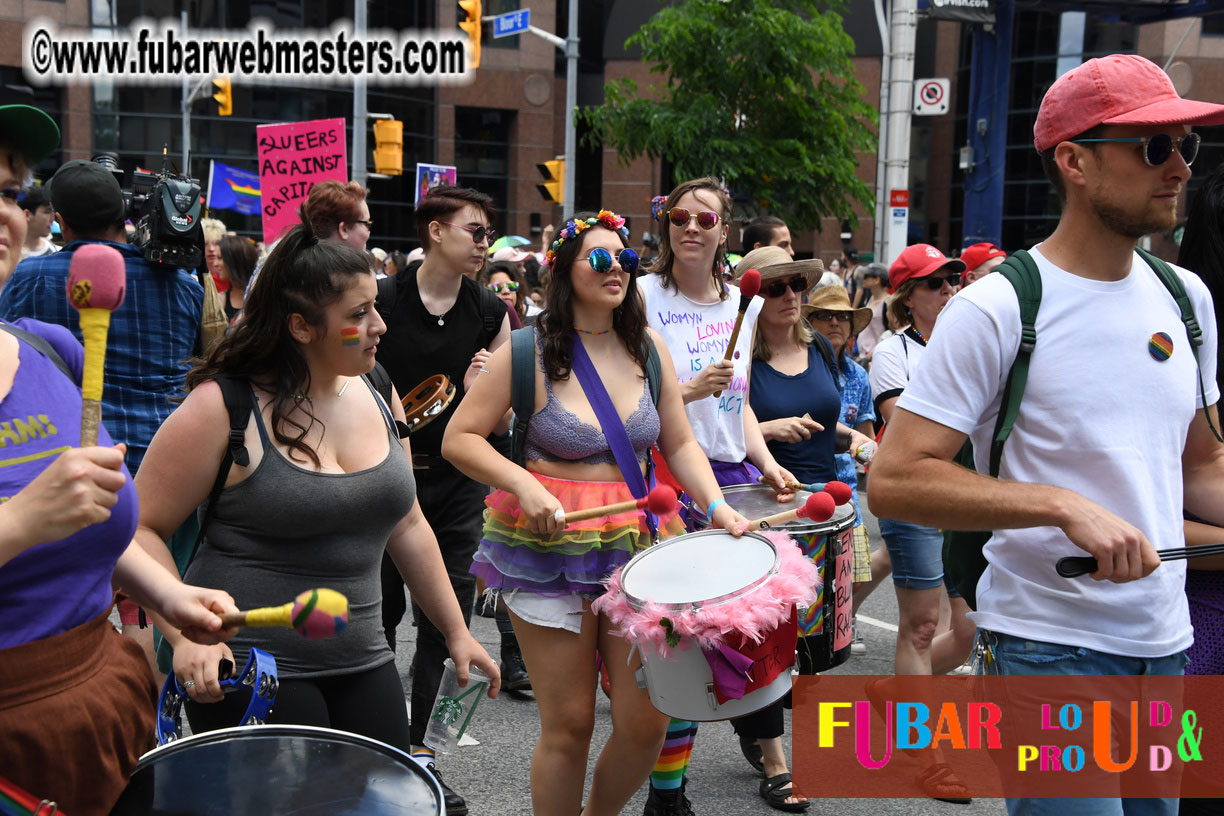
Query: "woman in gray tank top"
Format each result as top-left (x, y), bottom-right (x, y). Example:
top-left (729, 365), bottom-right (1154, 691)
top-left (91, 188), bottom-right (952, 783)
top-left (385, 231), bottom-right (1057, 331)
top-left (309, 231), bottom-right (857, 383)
top-left (133, 223), bottom-right (499, 754)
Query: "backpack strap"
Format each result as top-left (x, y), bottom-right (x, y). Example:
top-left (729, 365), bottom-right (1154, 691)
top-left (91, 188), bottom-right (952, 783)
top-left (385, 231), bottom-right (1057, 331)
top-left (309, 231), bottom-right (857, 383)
top-left (478, 285), bottom-right (507, 347)
top-left (375, 273), bottom-right (398, 323)
top-left (810, 331), bottom-right (839, 385)
top-left (644, 335), bottom-right (662, 405)
top-left (990, 250), bottom-right (1043, 477)
top-left (362, 360), bottom-right (409, 438)
top-left (0, 320), bottom-right (75, 384)
top-left (188, 376), bottom-right (253, 563)
top-left (509, 327), bottom-right (537, 467)
top-left (1136, 247), bottom-right (1224, 444)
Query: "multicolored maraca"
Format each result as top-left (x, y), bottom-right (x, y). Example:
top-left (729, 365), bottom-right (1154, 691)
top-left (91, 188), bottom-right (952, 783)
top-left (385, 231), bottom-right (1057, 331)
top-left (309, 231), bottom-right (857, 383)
top-left (218, 588), bottom-right (349, 639)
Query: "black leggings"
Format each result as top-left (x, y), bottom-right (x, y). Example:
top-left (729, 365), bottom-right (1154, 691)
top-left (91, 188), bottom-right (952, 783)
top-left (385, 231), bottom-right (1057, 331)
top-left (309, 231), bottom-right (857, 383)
top-left (185, 660), bottom-right (410, 752)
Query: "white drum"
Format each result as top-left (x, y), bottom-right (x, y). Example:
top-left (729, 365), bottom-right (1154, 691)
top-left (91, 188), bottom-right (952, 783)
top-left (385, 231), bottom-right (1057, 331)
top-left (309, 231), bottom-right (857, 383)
top-left (596, 529), bottom-right (819, 721)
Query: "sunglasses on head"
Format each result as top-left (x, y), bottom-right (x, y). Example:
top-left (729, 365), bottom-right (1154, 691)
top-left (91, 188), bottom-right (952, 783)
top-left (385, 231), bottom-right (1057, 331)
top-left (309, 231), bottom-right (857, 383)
top-left (763, 276), bottom-right (808, 298)
top-left (440, 221), bottom-right (497, 245)
top-left (487, 281), bottom-right (519, 293)
top-left (921, 273), bottom-right (961, 290)
top-left (667, 208), bottom-right (720, 230)
top-left (1072, 132), bottom-right (1200, 168)
top-left (580, 247), bottom-right (639, 276)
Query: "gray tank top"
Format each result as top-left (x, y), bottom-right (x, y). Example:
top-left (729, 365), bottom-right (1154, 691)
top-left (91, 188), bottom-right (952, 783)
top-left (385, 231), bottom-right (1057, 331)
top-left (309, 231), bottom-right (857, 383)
top-left (184, 378), bottom-right (415, 678)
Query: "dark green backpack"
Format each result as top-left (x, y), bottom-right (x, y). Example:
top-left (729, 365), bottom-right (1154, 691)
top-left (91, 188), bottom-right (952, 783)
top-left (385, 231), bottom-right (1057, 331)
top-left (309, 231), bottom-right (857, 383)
top-left (943, 248), bottom-right (1220, 609)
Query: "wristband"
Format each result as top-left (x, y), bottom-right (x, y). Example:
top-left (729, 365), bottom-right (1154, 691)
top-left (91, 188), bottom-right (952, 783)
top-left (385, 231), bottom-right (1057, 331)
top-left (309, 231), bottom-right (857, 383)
top-left (706, 498), bottom-right (727, 517)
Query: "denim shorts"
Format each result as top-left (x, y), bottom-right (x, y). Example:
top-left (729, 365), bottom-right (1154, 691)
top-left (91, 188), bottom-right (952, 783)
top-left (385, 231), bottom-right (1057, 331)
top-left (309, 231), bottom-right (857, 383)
top-left (878, 517), bottom-right (944, 589)
top-left (501, 589), bottom-right (590, 635)
top-left (978, 630), bottom-right (1187, 816)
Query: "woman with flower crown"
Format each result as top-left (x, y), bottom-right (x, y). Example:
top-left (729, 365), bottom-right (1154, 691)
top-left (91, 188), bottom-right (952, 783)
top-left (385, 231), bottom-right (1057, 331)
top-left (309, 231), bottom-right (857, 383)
top-left (444, 210), bottom-right (748, 816)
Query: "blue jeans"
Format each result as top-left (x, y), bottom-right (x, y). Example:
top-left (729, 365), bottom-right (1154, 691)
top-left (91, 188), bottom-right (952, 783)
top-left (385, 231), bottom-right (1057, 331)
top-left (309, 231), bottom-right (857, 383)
top-left (980, 630), bottom-right (1188, 816)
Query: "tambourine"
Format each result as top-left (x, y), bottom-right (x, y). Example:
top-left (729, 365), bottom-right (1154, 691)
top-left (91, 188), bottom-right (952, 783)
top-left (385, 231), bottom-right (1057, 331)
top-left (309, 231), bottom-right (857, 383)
top-left (156, 648), bottom-right (278, 745)
top-left (401, 374), bottom-right (456, 434)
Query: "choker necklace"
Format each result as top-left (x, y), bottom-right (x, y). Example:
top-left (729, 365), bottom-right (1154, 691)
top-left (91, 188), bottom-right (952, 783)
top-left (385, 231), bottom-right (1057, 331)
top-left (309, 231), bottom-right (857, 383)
top-left (575, 327), bottom-right (611, 336)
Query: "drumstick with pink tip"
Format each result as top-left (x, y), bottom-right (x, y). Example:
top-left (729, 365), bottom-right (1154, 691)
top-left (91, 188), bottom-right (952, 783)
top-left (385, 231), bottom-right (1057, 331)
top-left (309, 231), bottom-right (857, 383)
top-left (746, 492), bottom-right (837, 531)
top-left (756, 478), bottom-right (854, 506)
top-left (65, 244), bottom-right (127, 446)
top-left (218, 588), bottom-right (349, 639)
top-left (558, 485), bottom-right (678, 523)
top-left (713, 268), bottom-right (760, 398)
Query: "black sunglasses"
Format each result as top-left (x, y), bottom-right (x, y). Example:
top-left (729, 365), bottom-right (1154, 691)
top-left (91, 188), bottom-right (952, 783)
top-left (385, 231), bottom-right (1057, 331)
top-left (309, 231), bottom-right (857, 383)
top-left (763, 276), bottom-right (808, 298)
top-left (1072, 132), bottom-right (1200, 168)
top-left (921, 273), bottom-right (960, 290)
top-left (441, 221), bottom-right (497, 245)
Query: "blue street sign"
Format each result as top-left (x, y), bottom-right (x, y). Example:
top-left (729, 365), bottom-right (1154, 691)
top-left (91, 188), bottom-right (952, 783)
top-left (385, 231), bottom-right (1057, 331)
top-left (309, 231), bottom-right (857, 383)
top-left (492, 9), bottom-right (530, 38)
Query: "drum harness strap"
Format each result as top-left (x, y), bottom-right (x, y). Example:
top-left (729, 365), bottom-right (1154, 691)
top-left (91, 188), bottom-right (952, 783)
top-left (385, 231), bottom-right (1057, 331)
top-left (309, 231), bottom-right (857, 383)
top-left (943, 249), bottom-right (1222, 615)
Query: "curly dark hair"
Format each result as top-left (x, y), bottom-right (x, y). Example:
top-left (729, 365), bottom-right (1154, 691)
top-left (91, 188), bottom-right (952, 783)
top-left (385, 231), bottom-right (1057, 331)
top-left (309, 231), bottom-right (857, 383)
top-left (186, 222), bottom-right (375, 468)
top-left (537, 213), bottom-right (649, 382)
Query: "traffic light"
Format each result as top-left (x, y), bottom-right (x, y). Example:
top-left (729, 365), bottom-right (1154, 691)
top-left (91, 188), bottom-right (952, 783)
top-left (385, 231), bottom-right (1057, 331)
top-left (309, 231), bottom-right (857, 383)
top-left (212, 76), bottom-right (232, 116)
top-left (536, 157), bottom-right (564, 204)
top-left (458, 0), bottom-right (482, 69)
top-left (372, 119), bottom-right (403, 175)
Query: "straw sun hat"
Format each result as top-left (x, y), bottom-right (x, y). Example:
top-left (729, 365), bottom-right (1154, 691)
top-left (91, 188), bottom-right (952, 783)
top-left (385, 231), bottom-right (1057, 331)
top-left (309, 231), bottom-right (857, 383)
top-left (802, 284), bottom-right (873, 335)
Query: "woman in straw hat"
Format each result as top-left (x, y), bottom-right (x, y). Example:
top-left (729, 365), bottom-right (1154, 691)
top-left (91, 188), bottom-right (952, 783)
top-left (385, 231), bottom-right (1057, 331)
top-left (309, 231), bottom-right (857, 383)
top-left (728, 246), bottom-right (875, 812)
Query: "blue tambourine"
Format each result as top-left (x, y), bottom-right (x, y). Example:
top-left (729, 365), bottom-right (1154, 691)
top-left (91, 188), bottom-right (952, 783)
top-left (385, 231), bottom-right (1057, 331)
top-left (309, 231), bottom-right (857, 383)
top-left (156, 648), bottom-right (279, 746)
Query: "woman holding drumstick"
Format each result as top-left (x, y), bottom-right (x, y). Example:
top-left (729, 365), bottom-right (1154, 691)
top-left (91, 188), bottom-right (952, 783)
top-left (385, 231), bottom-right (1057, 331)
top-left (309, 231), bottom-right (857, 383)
top-left (443, 209), bottom-right (747, 816)
top-left (133, 221), bottom-right (498, 765)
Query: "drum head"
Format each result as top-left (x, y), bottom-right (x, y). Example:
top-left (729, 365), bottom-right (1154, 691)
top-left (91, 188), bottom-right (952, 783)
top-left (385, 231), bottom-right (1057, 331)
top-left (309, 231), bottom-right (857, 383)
top-left (621, 529), bottom-right (778, 608)
top-left (110, 725), bottom-right (442, 815)
top-left (721, 484), bottom-right (817, 532)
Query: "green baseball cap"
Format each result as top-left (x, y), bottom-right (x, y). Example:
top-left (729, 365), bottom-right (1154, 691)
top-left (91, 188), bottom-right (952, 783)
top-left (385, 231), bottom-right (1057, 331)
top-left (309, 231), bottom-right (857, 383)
top-left (0, 104), bottom-right (61, 164)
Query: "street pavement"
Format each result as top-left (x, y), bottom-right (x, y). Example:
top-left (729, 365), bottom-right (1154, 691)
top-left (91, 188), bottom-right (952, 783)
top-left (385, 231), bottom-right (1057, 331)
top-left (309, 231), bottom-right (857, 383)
top-left (391, 484), bottom-right (1009, 816)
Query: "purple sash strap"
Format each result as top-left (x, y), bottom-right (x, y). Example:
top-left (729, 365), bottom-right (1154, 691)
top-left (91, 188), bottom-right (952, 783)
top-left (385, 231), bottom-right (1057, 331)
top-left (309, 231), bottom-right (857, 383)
top-left (568, 332), bottom-right (657, 537)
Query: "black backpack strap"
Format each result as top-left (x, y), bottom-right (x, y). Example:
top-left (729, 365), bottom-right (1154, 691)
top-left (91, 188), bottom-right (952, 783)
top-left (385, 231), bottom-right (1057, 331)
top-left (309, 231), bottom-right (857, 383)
top-left (362, 360), bottom-right (409, 438)
top-left (189, 376), bottom-right (252, 563)
top-left (375, 273), bottom-right (398, 323)
top-left (509, 327), bottom-right (537, 467)
top-left (1136, 247), bottom-right (1224, 444)
top-left (0, 321), bottom-right (75, 384)
top-left (478, 286), bottom-right (507, 347)
top-left (644, 335), bottom-right (662, 405)
top-left (989, 250), bottom-right (1043, 477)
top-left (810, 331), bottom-right (839, 385)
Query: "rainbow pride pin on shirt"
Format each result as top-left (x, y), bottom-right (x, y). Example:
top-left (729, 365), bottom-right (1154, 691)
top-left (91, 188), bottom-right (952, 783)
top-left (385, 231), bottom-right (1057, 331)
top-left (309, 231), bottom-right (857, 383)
top-left (1149, 331), bottom-right (1174, 362)
top-left (341, 327), bottom-right (360, 346)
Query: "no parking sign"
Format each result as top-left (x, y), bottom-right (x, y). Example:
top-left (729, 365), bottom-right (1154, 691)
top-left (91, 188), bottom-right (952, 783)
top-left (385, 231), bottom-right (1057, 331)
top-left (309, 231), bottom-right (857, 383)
top-left (913, 78), bottom-right (950, 115)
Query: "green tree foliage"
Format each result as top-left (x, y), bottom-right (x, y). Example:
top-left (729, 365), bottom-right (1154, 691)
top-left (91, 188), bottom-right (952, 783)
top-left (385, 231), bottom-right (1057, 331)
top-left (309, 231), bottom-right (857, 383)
top-left (579, 0), bottom-right (877, 231)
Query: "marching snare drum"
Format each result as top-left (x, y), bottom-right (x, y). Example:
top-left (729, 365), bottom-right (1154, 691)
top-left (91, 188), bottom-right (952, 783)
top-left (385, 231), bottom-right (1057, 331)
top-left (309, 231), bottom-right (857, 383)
top-left (110, 725), bottom-right (443, 815)
top-left (595, 529), bottom-right (819, 721)
top-left (722, 484), bottom-right (858, 672)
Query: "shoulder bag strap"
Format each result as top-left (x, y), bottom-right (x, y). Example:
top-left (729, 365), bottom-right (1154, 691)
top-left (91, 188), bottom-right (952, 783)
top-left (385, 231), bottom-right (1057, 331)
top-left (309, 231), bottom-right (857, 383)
top-left (644, 336), bottom-right (662, 405)
top-left (990, 250), bottom-right (1043, 477)
top-left (0, 320), bottom-right (75, 384)
top-left (188, 376), bottom-right (253, 564)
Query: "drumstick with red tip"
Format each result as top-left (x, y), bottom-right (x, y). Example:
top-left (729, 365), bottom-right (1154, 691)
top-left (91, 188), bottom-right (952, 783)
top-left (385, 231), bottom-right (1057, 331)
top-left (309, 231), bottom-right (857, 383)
top-left (756, 477), bottom-right (854, 505)
top-left (560, 485), bottom-right (678, 523)
top-left (66, 244), bottom-right (127, 446)
top-left (218, 588), bottom-right (349, 639)
top-left (714, 268), bottom-right (760, 398)
top-left (747, 492), bottom-right (837, 531)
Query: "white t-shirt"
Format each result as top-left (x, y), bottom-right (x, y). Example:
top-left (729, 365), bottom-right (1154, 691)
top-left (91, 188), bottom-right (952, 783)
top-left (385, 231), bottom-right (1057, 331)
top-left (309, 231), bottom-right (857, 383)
top-left (869, 330), bottom-right (927, 414)
top-left (897, 247), bottom-right (1219, 657)
top-left (640, 273), bottom-right (762, 463)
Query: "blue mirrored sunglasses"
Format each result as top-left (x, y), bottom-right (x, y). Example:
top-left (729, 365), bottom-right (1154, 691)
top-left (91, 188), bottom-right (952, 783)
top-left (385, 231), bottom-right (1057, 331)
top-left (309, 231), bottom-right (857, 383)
top-left (582, 247), bottom-right (639, 275)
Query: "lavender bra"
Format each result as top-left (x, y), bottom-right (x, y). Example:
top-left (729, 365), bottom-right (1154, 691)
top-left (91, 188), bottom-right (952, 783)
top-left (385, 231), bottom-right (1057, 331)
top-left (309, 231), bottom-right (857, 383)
top-left (524, 377), bottom-right (659, 465)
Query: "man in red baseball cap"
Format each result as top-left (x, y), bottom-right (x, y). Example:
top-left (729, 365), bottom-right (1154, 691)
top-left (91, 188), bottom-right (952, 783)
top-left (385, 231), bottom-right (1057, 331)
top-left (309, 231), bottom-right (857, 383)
top-left (958, 242), bottom-right (1006, 286)
top-left (871, 54), bottom-right (1224, 816)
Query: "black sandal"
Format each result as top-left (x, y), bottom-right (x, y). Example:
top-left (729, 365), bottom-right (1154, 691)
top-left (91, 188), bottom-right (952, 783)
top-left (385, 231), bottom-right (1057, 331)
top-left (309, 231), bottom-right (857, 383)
top-left (738, 734), bottom-right (764, 775)
top-left (759, 773), bottom-right (810, 812)
top-left (916, 762), bottom-right (972, 804)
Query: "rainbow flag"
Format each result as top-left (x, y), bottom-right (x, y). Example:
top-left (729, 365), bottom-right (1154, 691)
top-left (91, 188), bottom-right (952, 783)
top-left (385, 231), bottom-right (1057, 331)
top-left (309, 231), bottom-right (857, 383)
top-left (207, 161), bottom-right (261, 216)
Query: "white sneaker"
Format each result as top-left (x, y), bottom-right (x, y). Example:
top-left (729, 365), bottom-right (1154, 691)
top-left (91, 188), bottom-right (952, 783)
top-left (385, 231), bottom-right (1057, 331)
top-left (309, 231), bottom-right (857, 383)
top-left (850, 617), bottom-right (866, 655)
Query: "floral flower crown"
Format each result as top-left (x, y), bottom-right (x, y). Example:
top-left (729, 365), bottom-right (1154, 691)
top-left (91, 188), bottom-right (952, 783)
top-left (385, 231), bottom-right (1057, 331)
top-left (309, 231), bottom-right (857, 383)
top-left (544, 209), bottom-right (629, 270)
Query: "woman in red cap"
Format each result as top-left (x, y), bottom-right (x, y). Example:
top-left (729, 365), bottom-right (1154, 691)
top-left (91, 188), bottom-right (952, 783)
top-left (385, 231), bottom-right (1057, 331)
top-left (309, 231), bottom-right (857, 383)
top-left (867, 243), bottom-right (972, 802)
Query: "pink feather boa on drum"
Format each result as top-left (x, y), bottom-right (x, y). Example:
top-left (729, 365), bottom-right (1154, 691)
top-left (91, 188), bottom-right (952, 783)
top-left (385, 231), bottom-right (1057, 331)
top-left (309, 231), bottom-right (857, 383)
top-left (592, 531), bottom-right (820, 658)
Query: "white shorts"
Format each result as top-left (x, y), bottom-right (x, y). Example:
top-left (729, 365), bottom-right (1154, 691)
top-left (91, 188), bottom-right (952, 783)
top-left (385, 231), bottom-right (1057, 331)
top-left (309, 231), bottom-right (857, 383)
top-left (501, 589), bottom-right (590, 635)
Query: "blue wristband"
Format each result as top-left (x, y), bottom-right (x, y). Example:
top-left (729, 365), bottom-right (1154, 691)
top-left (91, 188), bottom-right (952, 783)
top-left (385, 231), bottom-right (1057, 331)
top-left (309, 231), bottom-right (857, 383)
top-left (706, 498), bottom-right (727, 517)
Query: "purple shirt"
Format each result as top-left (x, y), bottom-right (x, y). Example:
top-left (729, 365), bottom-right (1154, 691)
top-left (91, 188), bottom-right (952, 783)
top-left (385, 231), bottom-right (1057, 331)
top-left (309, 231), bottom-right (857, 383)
top-left (0, 319), bottom-right (136, 649)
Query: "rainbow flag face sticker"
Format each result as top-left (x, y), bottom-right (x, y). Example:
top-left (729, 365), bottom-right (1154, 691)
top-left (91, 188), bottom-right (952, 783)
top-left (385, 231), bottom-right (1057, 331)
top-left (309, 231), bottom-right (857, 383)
top-left (1149, 331), bottom-right (1174, 362)
top-left (341, 327), bottom-right (361, 346)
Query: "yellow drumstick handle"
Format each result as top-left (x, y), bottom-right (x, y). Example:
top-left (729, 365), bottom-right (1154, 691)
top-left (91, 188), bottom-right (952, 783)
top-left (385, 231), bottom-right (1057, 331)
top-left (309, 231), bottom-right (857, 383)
top-left (78, 308), bottom-right (112, 447)
top-left (219, 602), bottom-right (293, 629)
top-left (746, 507), bottom-right (802, 532)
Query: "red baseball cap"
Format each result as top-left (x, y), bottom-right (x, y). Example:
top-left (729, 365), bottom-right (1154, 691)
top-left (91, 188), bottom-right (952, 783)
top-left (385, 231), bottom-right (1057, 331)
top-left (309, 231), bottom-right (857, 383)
top-left (959, 242), bottom-right (1006, 272)
top-left (1034, 54), bottom-right (1224, 153)
top-left (888, 244), bottom-right (965, 291)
